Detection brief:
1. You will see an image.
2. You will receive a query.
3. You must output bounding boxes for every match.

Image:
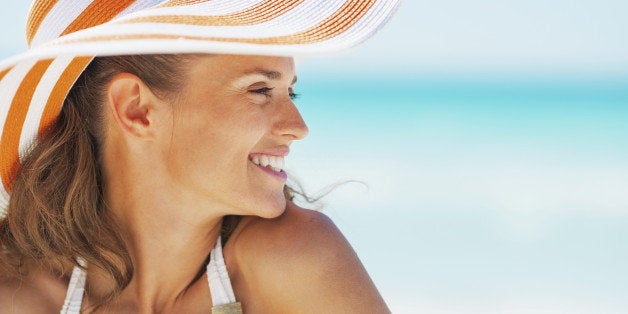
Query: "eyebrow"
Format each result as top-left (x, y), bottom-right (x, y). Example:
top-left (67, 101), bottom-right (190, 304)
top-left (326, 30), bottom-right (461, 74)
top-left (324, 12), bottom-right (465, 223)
top-left (246, 69), bottom-right (298, 84)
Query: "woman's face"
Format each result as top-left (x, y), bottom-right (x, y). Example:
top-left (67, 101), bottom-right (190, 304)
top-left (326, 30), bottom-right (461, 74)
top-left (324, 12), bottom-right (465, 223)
top-left (162, 55), bottom-right (307, 218)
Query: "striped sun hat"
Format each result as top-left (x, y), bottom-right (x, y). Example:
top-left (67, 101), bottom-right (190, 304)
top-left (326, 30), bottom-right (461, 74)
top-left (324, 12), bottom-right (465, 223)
top-left (0, 0), bottom-right (400, 209)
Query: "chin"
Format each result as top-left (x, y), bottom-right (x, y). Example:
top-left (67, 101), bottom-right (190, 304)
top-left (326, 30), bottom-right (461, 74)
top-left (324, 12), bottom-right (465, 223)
top-left (253, 194), bottom-right (287, 219)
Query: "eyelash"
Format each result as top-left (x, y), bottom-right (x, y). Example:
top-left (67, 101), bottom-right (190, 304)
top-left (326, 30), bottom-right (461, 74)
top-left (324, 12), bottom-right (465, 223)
top-left (251, 87), bottom-right (300, 100)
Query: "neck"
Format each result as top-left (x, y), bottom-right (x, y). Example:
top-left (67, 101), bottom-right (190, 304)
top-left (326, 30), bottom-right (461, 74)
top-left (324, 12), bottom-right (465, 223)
top-left (88, 192), bottom-right (222, 312)
top-left (89, 151), bottom-right (226, 312)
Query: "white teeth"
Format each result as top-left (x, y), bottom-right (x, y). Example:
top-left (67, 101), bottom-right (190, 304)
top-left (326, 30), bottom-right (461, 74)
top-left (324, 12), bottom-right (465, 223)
top-left (251, 154), bottom-right (285, 172)
top-left (269, 156), bottom-right (278, 167)
top-left (260, 155), bottom-right (270, 167)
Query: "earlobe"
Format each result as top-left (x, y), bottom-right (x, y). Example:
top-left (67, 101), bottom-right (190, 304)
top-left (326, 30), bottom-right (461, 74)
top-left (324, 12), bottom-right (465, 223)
top-left (107, 73), bottom-right (156, 138)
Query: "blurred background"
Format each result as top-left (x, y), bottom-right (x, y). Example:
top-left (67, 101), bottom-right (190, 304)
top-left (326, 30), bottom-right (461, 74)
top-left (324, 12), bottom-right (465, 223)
top-left (2, 1), bottom-right (627, 313)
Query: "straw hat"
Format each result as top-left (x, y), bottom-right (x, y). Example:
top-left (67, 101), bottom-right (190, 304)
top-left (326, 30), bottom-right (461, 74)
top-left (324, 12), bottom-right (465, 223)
top-left (0, 0), bottom-right (400, 210)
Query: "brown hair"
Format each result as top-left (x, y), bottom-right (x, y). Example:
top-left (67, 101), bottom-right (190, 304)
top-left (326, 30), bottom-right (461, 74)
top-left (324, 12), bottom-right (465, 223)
top-left (0, 54), bottom-right (297, 308)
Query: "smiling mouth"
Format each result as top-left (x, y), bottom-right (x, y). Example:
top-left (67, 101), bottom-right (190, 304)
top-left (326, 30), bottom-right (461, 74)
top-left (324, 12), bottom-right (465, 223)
top-left (249, 154), bottom-right (285, 173)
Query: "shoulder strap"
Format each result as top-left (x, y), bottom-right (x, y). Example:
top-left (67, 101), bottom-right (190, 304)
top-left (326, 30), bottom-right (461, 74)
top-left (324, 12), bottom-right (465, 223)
top-left (207, 235), bottom-right (242, 313)
top-left (60, 238), bottom-right (241, 313)
top-left (60, 258), bottom-right (87, 314)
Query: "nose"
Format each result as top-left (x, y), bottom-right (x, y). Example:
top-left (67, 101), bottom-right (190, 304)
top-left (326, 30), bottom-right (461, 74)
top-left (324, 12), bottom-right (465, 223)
top-left (272, 99), bottom-right (309, 141)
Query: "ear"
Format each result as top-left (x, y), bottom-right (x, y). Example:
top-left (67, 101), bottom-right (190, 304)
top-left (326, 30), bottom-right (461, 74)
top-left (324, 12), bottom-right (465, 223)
top-left (106, 73), bottom-right (162, 139)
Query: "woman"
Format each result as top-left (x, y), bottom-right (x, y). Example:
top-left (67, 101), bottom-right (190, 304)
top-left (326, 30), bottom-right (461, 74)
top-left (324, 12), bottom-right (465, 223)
top-left (0, 0), bottom-right (399, 312)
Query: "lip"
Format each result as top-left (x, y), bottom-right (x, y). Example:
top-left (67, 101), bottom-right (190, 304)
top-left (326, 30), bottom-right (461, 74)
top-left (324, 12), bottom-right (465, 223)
top-left (248, 146), bottom-right (289, 182)
top-left (251, 160), bottom-right (288, 182)
top-left (248, 146), bottom-right (290, 158)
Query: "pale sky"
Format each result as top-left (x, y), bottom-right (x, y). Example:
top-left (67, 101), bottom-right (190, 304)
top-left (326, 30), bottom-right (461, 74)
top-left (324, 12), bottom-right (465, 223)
top-left (309, 0), bottom-right (628, 75)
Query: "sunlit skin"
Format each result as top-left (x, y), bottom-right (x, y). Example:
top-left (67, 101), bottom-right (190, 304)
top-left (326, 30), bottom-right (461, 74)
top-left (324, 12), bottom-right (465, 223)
top-left (0, 55), bottom-right (390, 313)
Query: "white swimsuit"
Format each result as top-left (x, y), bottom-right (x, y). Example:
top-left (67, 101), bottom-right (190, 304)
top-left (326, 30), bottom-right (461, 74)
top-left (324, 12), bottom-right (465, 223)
top-left (60, 236), bottom-right (241, 313)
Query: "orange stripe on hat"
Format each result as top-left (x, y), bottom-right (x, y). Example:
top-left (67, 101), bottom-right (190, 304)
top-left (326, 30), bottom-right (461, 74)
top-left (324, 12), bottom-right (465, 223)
top-left (0, 60), bottom-right (54, 192)
top-left (26, 0), bottom-right (60, 47)
top-left (124, 0), bottom-right (303, 26)
top-left (58, 0), bottom-right (376, 46)
top-left (39, 57), bottom-right (93, 137)
top-left (61, 0), bottom-right (136, 37)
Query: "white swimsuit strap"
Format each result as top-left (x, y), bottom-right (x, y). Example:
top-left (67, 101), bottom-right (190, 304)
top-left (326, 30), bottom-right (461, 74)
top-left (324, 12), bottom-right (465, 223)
top-left (60, 258), bottom-right (87, 314)
top-left (207, 235), bottom-right (237, 306)
top-left (59, 237), bottom-right (237, 313)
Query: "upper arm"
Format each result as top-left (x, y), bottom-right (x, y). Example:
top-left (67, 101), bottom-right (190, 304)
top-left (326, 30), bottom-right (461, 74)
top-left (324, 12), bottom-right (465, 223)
top-left (231, 203), bottom-right (390, 313)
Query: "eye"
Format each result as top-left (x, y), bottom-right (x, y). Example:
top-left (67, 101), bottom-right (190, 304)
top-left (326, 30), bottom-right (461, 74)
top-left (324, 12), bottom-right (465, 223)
top-left (251, 87), bottom-right (300, 101)
top-left (250, 87), bottom-right (274, 97)
top-left (288, 87), bottom-right (300, 100)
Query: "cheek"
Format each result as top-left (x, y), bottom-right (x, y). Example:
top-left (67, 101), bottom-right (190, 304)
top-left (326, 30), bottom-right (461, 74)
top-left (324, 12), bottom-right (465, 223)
top-left (168, 109), bottom-right (262, 172)
top-left (167, 96), bottom-right (269, 168)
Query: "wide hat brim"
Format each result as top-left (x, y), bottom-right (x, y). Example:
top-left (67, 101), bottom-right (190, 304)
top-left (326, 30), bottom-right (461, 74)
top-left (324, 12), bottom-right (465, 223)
top-left (0, 0), bottom-right (400, 211)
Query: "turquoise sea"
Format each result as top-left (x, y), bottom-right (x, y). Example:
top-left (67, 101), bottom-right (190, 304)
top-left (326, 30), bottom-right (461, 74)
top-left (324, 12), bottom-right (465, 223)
top-left (290, 72), bottom-right (628, 313)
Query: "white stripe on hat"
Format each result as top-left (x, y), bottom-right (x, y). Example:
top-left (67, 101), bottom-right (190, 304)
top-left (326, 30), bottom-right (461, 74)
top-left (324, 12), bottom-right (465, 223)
top-left (18, 56), bottom-right (76, 161)
top-left (0, 181), bottom-right (8, 212)
top-left (30, 0), bottom-right (95, 48)
top-left (118, 0), bottom-right (160, 17)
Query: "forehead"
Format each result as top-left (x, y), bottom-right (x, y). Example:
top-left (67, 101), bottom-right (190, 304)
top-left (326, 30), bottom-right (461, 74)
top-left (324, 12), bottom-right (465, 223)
top-left (187, 54), bottom-right (296, 81)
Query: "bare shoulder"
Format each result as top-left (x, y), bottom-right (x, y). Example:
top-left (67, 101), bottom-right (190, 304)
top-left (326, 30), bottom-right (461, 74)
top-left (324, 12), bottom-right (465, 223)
top-left (233, 202), bottom-right (339, 253)
top-left (229, 203), bottom-right (351, 270)
top-left (0, 264), bottom-right (67, 313)
top-left (226, 203), bottom-right (390, 313)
